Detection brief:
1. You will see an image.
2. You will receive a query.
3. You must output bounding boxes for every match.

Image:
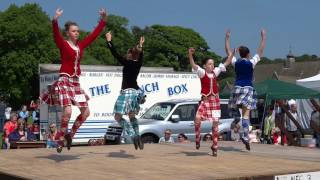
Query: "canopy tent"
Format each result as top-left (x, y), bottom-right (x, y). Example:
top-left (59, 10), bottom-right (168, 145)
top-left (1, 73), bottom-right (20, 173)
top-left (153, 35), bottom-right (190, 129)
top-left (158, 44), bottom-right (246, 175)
top-left (296, 74), bottom-right (320, 129)
top-left (255, 79), bottom-right (320, 104)
top-left (296, 74), bottom-right (320, 91)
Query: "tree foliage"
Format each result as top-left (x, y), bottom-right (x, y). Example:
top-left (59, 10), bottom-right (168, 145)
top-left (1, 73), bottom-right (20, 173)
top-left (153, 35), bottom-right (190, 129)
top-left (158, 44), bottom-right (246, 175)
top-left (133, 25), bottom-right (220, 71)
top-left (0, 4), bottom-right (58, 108)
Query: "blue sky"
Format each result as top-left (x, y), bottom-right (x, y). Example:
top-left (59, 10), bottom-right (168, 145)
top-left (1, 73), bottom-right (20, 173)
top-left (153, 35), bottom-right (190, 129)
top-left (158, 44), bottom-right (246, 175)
top-left (1, 0), bottom-right (320, 59)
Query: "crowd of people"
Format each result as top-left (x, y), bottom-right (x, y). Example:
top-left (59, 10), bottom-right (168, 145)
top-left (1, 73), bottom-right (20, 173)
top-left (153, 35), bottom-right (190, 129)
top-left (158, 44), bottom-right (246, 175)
top-left (1, 100), bottom-right (40, 149)
top-left (158, 129), bottom-right (212, 144)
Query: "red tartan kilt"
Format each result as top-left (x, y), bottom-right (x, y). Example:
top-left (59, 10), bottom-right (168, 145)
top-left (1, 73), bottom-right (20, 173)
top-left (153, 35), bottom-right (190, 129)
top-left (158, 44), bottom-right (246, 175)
top-left (197, 95), bottom-right (220, 122)
top-left (40, 76), bottom-right (89, 107)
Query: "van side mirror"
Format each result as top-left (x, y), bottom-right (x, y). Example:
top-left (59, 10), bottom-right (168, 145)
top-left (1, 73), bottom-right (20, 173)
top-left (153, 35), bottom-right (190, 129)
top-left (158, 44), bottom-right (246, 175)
top-left (171, 114), bottom-right (180, 122)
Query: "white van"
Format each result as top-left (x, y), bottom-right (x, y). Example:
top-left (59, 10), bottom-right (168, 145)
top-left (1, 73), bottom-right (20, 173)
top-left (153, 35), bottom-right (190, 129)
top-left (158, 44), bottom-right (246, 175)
top-left (105, 99), bottom-right (233, 144)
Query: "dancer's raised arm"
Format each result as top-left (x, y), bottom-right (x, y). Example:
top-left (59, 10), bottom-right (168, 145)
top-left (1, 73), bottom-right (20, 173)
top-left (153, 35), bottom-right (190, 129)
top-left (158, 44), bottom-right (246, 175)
top-left (81, 8), bottom-right (107, 48)
top-left (224, 48), bottom-right (236, 67)
top-left (225, 30), bottom-right (232, 56)
top-left (105, 32), bottom-right (126, 65)
top-left (188, 47), bottom-right (198, 70)
top-left (257, 29), bottom-right (266, 57)
top-left (137, 36), bottom-right (145, 63)
top-left (52, 8), bottom-right (64, 48)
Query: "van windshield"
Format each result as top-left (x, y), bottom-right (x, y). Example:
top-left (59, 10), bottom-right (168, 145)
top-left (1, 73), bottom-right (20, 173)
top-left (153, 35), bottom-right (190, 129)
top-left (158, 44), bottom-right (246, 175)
top-left (141, 103), bottom-right (175, 120)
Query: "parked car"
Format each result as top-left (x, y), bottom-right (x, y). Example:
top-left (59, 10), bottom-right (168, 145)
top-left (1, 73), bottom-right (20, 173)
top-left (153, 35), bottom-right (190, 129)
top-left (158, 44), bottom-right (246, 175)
top-left (104, 99), bottom-right (234, 144)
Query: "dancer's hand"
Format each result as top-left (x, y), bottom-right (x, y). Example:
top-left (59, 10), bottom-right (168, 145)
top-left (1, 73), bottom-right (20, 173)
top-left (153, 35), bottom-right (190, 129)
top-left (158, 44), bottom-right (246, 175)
top-left (188, 47), bottom-right (195, 55)
top-left (231, 48), bottom-right (237, 56)
top-left (139, 36), bottom-right (145, 47)
top-left (99, 8), bottom-right (107, 22)
top-left (54, 8), bottom-right (63, 20)
top-left (261, 29), bottom-right (266, 39)
top-left (226, 29), bottom-right (231, 40)
top-left (105, 31), bottom-right (112, 42)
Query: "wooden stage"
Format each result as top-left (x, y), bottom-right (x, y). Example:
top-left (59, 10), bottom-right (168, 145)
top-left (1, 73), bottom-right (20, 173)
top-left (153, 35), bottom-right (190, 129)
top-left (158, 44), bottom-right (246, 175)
top-left (0, 141), bottom-right (319, 180)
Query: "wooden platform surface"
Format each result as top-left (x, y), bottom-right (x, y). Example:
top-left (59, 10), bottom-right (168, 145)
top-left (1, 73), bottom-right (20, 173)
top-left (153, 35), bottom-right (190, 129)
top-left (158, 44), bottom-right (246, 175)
top-left (0, 141), bottom-right (319, 180)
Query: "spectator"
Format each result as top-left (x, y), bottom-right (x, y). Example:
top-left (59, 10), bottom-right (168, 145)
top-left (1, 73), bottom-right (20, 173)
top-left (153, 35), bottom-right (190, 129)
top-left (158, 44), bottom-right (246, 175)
top-left (177, 133), bottom-right (190, 143)
top-left (47, 122), bottom-right (58, 148)
top-left (263, 105), bottom-right (275, 144)
top-left (159, 129), bottom-right (174, 144)
top-left (29, 120), bottom-right (40, 140)
top-left (30, 100), bottom-right (40, 122)
top-left (272, 127), bottom-right (287, 145)
top-left (285, 100), bottom-right (302, 145)
top-left (8, 118), bottom-right (36, 144)
top-left (18, 105), bottom-right (29, 122)
top-left (202, 133), bottom-right (213, 142)
top-left (310, 110), bottom-right (320, 148)
top-left (5, 107), bottom-right (11, 120)
top-left (2, 112), bottom-right (18, 149)
top-left (248, 126), bottom-right (261, 143)
top-left (230, 123), bottom-right (241, 141)
top-left (30, 99), bottom-right (39, 110)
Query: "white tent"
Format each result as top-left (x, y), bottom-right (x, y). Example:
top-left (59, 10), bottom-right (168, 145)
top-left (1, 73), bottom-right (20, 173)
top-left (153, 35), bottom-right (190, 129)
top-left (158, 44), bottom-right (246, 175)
top-left (297, 74), bottom-right (320, 91)
top-left (296, 74), bottom-right (320, 129)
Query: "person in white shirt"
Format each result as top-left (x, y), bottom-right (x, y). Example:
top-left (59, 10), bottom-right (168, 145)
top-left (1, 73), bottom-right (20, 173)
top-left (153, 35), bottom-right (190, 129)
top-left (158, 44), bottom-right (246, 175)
top-left (285, 99), bottom-right (302, 145)
top-left (188, 47), bottom-right (233, 157)
top-left (159, 129), bottom-right (174, 144)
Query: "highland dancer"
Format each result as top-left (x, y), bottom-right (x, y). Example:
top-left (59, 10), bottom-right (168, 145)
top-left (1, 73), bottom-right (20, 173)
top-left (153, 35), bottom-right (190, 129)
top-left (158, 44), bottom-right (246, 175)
top-left (188, 47), bottom-right (233, 156)
top-left (40, 8), bottom-right (107, 153)
top-left (105, 32), bottom-right (145, 150)
top-left (225, 29), bottom-right (266, 151)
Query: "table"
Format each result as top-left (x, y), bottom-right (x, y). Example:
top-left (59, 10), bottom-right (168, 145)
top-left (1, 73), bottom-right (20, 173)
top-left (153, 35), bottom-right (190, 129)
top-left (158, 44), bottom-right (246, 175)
top-left (13, 141), bottom-right (46, 149)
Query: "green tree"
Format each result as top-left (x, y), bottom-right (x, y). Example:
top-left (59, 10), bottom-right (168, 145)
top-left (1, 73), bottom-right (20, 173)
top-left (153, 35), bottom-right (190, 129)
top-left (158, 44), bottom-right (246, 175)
top-left (133, 25), bottom-right (220, 71)
top-left (0, 3), bottom-right (58, 108)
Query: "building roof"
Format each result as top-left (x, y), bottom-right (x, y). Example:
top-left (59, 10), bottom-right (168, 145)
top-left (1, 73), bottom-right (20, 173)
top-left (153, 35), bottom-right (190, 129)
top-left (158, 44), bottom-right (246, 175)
top-left (254, 61), bottom-right (320, 83)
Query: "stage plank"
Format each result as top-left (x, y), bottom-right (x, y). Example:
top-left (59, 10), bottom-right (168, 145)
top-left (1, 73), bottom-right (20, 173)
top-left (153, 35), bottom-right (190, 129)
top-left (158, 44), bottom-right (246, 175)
top-left (0, 141), bottom-right (319, 180)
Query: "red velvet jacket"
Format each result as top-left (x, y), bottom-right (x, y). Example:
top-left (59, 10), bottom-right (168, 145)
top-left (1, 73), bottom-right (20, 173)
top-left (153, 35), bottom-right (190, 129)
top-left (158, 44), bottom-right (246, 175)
top-left (200, 72), bottom-right (218, 96)
top-left (53, 19), bottom-right (106, 77)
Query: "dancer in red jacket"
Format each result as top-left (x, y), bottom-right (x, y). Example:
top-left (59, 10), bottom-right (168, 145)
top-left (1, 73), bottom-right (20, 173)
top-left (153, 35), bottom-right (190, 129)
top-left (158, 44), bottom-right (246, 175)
top-left (40, 8), bottom-right (107, 153)
top-left (188, 47), bottom-right (233, 156)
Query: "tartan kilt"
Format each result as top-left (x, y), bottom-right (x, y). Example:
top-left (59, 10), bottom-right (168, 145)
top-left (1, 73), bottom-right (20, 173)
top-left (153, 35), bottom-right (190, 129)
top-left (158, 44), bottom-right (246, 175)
top-left (40, 76), bottom-right (89, 107)
top-left (228, 86), bottom-right (257, 110)
top-left (197, 95), bottom-right (220, 122)
top-left (113, 89), bottom-right (143, 115)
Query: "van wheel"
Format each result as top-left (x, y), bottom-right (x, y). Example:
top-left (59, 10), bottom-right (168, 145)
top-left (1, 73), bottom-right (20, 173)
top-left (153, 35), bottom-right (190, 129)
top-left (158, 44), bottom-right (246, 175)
top-left (141, 134), bottom-right (158, 143)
